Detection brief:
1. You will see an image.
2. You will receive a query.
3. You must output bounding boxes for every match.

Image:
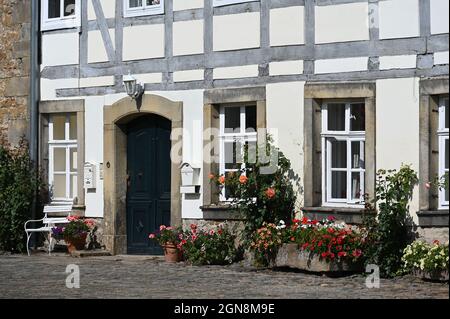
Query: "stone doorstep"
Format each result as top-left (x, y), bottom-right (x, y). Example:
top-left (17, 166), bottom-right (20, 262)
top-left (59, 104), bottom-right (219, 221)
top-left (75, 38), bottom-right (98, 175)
top-left (70, 249), bottom-right (112, 258)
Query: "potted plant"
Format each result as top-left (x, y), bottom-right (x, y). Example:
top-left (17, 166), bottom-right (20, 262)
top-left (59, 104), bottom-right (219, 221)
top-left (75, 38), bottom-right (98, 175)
top-left (52, 217), bottom-right (94, 254)
top-left (149, 225), bottom-right (182, 263)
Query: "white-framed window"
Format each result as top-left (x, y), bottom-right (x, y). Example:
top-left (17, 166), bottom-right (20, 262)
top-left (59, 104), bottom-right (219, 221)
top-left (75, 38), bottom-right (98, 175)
top-left (41, 0), bottom-right (81, 31)
top-left (213, 0), bottom-right (258, 7)
top-left (321, 102), bottom-right (366, 207)
top-left (219, 105), bottom-right (257, 200)
top-left (123, 0), bottom-right (164, 18)
top-left (438, 95), bottom-right (449, 209)
top-left (48, 114), bottom-right (78, 202)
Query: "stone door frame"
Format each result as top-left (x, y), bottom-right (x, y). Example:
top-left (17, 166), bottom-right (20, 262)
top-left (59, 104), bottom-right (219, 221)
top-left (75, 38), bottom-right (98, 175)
top-left (103, 94), bottom-right (183, 255)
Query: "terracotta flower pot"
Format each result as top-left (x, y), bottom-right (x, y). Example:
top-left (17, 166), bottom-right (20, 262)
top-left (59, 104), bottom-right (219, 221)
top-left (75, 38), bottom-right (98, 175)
top-left (163, 243), bottom-right (181, 263)
top-left (65, 233), bottom-right (87, 254)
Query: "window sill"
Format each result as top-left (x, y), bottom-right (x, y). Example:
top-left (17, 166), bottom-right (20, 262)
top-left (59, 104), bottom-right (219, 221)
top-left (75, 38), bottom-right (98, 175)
top-left (417, 210), bottom-right (449, 228)
top-left (301, 206), bottom-right (373, 225)
top-left (200, 204), bottom-right (243, 221)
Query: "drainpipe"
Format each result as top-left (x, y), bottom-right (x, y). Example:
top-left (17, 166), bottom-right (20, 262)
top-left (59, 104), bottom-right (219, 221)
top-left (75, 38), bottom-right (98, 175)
top-left (29, 0), bottom-right (41, 237)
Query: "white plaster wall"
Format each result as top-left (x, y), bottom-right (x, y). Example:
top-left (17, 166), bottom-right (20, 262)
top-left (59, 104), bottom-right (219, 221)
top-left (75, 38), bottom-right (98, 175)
top-left (173, 20), bottom-right (204, 56)
top-left (270, 6), bottom-right (304, 46)
top-left (266, 82), bottom-right (305, 204)
top-left (173, 70), bottom-right (204, 82)
top-left (434, 51), bottom-right (449, 65)
top-left (84, 96), bottom-right (105, 218)
top-left (379, 55), bottom-right (417, 70)
top-left (173, 0), bottom-right (204, 11)
top-left (88, 29), bottom-right (115, 64)
top-left (430, 0), bottom-right (449, 34)
top-left (79, 76), bottom-right (115, 88)
top-left (269, 60), bottom-right (304, 76)
top-left (213, 12), bottom-right (260, 51)
top-left (40, 78), bottom-right (79, 101)
top-left (213, 65), bottom-right (259, 79)
top-left (88, 0), bottom-right (116, 20)
top-left (376, 78), bottom-right (420, 221)
top-left (315, 3), bottom-right (369, 44)
top-left (315, 57), bottom-right (368, 74)
top-left (149, 90), bottom-right (205, 220)
top-left (123, 24), bottom-right (165, 61)
top-left (134, 73), bottom-right (163, 84)
top-left (42, 33), bottom-right (79, 67)
top-left (379, 0), bottom-right (420, 39)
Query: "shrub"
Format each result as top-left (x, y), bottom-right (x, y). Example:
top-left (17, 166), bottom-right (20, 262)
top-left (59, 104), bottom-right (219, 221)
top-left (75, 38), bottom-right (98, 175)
top-left (149, 225), bottom-right (183, 246)
top-left (250, 222), bottom-right (283, 267)
top-left (363, 165), bottom-right (419, 278)
top-left (402, 240), bottom-right (449, 273)
top-left (210, 136), bottom-right (297, 246)
top-left (0, 137), bottom-right (43, 253)
top-left (52, 217), bottom-right (95, 241)
top-left (180, 224), bottom-right (239, 266)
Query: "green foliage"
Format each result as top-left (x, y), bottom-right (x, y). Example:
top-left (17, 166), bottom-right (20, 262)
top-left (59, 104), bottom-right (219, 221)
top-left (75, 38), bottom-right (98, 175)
top-left (181, 224), bottom-right (239, 266)
top-left (402, 240), bottom-right (449, 273)
top-left (0, 137), bottom-right (43, 253)
top-left (62, 218), bottom-right (90, 240)
top-left (363, 165), bottom-right (419, 278)
top-left (210, 136), bottom-right (297, 246)
top-left (149, 225), bottom-right (183, 246)
top-left (250, 222), bottom-right (283, 267)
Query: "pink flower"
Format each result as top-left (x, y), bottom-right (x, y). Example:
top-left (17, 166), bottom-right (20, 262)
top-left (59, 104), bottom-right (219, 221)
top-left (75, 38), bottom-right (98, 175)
top-left (149, 234), bottom-right (156, 239)
top-left (327, 215), bottom-right (336, 222)
top-left (209, 230), bottom-right (215, 236)
top-left (352, 249), bottom-right (363, 258)
top-left (265, 188), bottom-right (276, 199)
top-left (159, 225), bottom-right (167, 231)
top-left (425, 182), bottom-right (432, 189)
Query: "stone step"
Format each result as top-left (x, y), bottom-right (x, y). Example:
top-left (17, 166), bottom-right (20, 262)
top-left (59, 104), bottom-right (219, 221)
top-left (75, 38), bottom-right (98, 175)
top-left (70, 250), bottom-right (112, 258)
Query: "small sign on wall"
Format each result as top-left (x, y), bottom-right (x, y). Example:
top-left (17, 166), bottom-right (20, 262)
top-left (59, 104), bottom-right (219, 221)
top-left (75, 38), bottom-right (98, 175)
top-left (84, 163), bottom-right (96, 189)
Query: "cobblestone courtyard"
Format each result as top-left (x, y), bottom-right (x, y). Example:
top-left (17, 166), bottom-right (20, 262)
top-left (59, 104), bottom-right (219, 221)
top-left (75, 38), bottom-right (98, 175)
top-left (0, 254), bottom-right (448, 299)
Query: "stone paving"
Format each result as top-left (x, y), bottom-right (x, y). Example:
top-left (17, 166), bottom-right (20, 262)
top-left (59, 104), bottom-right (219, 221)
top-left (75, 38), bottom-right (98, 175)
top-left (0, 253), bottom-right (448, 299)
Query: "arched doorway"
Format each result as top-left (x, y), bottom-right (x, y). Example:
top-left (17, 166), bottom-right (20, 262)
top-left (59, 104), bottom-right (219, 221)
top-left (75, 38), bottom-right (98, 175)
top-left (126, 114), bottom-right (171, 254)
top-left (103, 94), bottom-right (183, 255)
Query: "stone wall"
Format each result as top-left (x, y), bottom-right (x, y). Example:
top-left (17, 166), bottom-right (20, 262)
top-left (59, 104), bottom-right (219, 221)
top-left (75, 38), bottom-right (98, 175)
top-left (0, 0), bottom-right (30, 145)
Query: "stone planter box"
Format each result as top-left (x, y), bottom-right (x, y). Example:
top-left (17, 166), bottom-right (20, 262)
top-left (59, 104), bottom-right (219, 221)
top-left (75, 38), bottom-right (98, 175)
top-left (413, 269), bottom-right (449, 282)
top-left (274, 244), bottom-right (363, 273)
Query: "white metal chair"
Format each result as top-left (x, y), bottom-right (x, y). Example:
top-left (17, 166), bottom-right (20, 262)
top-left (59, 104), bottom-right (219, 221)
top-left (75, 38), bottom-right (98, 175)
top-left (24, 204), bottom-right (73, 256)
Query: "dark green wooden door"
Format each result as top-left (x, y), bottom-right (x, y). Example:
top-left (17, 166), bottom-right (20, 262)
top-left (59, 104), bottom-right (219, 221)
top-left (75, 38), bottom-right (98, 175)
top-left (126, 114), bottom-right (171, 255)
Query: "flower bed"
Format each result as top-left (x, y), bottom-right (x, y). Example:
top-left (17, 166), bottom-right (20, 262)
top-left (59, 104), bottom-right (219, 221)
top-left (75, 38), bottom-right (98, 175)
top-left (250, 217), bottom-right (367, 273)
top-left (402, 240), bottom-right (449, 282)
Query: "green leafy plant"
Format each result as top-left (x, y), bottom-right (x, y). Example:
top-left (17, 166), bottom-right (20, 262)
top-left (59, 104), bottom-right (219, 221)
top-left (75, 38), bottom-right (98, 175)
top-left (364, 165), bottom-right (419, 278)
top-left (250, 222), bottom-right (283, 267)
top-left (402, 240), bottom-right (449, 273)
top-left (180, 224), bottom-right (239, 266)
top-left (209, 136), bottom-right (297, 246)
top-left (0, 136), bottom-right (43, 253)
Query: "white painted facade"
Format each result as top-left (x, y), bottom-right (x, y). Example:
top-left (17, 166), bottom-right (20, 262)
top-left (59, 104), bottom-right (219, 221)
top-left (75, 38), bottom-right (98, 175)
top-left (38, 0), bottom-right (449, 242)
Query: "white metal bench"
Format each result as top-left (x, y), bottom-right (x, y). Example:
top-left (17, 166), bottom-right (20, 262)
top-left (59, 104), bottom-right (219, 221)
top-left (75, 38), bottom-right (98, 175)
top-left (24, 204), bottom-right (73, 256)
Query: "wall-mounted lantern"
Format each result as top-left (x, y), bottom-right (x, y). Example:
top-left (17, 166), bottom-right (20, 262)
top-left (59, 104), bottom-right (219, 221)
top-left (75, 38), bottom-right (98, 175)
top-left (123, 72), bottom-right (144, 100)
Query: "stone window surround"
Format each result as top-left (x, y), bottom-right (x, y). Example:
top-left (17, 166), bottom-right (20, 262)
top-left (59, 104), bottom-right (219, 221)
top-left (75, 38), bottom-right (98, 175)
top-left (39, 100), bottom-right (85, 214)
top-left (303, 82), bottom-right (376, 224)
top-left (201, 86), bottom-right (266, 220)
top-left (418, 77), bottom-right (449, 228)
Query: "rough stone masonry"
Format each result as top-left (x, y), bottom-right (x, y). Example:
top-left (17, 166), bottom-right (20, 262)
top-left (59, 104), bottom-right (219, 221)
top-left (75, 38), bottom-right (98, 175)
top-left (0, 0), bottom-right (30, 145)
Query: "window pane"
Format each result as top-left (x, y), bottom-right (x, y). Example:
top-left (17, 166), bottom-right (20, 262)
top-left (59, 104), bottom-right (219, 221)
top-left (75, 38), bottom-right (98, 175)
top-left (327, 104), bottom-right (346, 131)
top-left (224, 141), bottom-right (241, 170)
top-left (245, 106), bottom-right (257, 133)
top-left (48, 0), bottom-right (61, 18)
top-left (70, 175), bottom-right (78, 199)
top-left (53, 175), bottom-right (66, 198)
top-left (331, 171), bottom-right (347, 199)
top-left (52, 115), bottom-right (66, 140)
top-left (147, 0), bottom-right (160, 5)
top-left (129, 0), bottom-right (143, 8)
top-left (445, 98), bottom-right (449, 129)
top-left (351, 172), bottom-right (362, 200)
top-left (351, 141), bottom-right (365, 169)
top-left (350, 103), bottom-right (365, 131)
top-left (245, 141), bottom-right (257, 164)
top-left (64, 0), bottom-right (76, 17)
top-left (54, 148), bottom-right (66, 172)
top-left (69, 114), bottom-right (77, 140)
top-left (331, 140), bottom-right (347, 168)
top-left (224, 107), bottom-right (241, 134)
top-left (70, 149), bottom-right (77, 172)
top-left (446, 139), bottom-right (449, 170)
